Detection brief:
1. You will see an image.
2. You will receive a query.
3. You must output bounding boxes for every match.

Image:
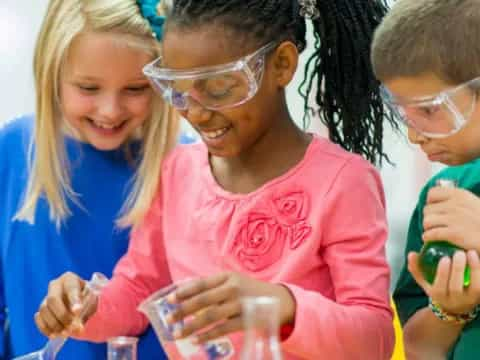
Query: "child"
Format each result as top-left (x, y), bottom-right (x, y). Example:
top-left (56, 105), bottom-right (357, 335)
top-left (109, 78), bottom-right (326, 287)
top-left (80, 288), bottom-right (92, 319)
top-left (36, 0), bottom-right (395, 359)
top-left (0, 0), bottom-right (178, 358)
top-left (371, 0), bottom-right (480, 358)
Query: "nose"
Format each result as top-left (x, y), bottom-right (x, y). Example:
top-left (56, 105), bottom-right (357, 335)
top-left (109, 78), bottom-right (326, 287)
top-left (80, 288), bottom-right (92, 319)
top-left (407, 126), bottom-right (429, 145)
top-left (184, 98), bottom-right (213, 126)
top-left (97, 93), bottom-right (124, 121)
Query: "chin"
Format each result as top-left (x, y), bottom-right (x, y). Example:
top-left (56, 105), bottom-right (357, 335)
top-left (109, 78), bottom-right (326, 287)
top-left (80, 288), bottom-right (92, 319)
top-left (204, 144), bottom-right (239, 158)
top-left (208, 149), bottom-right (234, 158)
top-left (88, 140), bottom-right (124, 151)
top-left (442, 158), bottom-right (465, 166)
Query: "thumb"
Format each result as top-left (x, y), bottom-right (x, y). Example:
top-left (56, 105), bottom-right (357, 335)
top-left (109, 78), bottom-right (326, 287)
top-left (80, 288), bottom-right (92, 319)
top-left (69, 289), bottom-right (82, 314)
top-left (407, 252), bottom-right (431, 293)
top-left (62, 275), bottom-right (84, 314)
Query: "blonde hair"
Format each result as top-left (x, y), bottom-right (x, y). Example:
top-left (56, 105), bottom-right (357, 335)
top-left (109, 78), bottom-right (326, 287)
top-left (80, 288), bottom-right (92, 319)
top-left (15, 0), bottom-right (178, 227)
top-left (371, 0), bottom-right (480, 84)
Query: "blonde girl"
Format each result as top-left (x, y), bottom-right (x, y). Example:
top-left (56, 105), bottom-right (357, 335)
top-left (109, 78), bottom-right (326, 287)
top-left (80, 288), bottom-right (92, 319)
top-left (0, 0), bottom-right (176, 358)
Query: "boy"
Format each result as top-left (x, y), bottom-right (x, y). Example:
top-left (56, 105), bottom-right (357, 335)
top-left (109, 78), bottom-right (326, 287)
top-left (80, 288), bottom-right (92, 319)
top-left (371, 0), bottom-right (480, 359)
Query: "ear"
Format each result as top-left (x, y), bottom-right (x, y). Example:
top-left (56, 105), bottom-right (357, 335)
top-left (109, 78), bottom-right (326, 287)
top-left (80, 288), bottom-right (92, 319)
top-left (270, 41), bottom-right (299, 88)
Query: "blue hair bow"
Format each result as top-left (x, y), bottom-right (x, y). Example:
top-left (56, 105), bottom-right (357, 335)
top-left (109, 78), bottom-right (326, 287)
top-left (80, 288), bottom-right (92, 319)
top-left (137, 0), bottom-right (166, 41)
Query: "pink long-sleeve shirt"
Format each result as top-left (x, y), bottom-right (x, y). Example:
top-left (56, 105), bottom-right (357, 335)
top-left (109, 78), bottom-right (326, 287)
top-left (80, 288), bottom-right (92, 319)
top-left (81, 136), bottom-right (394, 359)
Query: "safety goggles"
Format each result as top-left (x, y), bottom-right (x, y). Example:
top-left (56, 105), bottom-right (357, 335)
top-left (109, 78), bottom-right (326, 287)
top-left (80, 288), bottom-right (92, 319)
top-left (381, 76), bottom-right (480, 138)
top-left (143, 42), bottom-right (278, 111)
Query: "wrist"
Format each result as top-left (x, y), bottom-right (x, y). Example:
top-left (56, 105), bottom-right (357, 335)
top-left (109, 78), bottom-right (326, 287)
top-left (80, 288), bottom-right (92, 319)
top-left (428, 298), bottom-right (479, 325)
top-left (275, 284), bottom-right (296, 326)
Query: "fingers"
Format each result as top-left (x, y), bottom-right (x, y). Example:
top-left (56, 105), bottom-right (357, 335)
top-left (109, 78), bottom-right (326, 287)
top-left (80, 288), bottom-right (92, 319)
top-left (36, 298), bottom-right (71, 337)
top-left (430, 256), bottom-right (451, 300)
top-left (63, 274), bottom-right (85, 314)
top-left (194, 317), bottom-right (243, 344)
top-left (448, 251), bottom-right (467, 297)
top-left (422, 227), bottom-right (458, 243)
top-left (408, 252), bottom-right (431, 293)
top-left (35, 309), bottom-right (57, 338)
top-left (168, 283), bottom-right (235, 324)
top-left (35, 299), bottom-right (63, 338)
top-left (422, 211), bottom-right (448, 232)
top-left (467, 250), bottom-right (480, 298)
top-left (410, 248), bottom-right (480, 315)
top-left (426, 186), bottom-right (456, 204)
top-left (170, 273), bottom-right (229, 304)
top-left (174, 302), bottom-right (241, 339)
top-left (35, 273), bottom-right (86, 338)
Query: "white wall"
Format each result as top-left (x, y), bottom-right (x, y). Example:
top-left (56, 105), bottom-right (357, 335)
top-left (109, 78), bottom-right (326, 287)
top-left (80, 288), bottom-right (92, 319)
top-left (0, 1), bottom-right (440, 289)
top-left (0, 1), bottom-right (46, 121)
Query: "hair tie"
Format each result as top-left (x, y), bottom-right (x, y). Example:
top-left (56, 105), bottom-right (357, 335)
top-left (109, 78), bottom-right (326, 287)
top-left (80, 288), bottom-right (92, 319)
top-left (137, 0), bottom-right (166, 41)
top-left (298, 0), bottom-right (320, 20)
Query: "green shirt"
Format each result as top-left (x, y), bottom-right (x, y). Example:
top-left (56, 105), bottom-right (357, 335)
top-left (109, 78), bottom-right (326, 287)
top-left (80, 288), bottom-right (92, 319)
top-left (394, 159), bottom-right (480, 359)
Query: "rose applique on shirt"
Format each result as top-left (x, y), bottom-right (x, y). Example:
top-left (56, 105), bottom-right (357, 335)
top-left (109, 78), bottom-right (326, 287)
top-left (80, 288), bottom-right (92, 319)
top-left (232, 191), bottom-right (312, 271)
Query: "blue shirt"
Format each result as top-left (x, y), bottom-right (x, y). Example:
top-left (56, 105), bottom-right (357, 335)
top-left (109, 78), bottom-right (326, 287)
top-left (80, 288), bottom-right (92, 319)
top-left (0, 115), bottom-right (166, 359)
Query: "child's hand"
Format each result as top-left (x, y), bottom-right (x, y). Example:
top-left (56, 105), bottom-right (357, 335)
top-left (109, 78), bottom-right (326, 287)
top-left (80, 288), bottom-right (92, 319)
top-left (34, 272), bottom-right (98, 338)
top-left (423, 186), bottom-right (480, 252)
top-left (165, 272), bottom-right (296, 343)
top-left (408, 250), bottom-right (480, 315)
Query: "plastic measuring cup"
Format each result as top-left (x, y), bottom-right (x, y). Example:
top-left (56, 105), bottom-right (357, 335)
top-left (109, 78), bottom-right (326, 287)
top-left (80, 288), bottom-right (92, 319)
top-left (138, 281), bottom-right (234, 360)
top-left (13, 272), bottom-right (109, 360)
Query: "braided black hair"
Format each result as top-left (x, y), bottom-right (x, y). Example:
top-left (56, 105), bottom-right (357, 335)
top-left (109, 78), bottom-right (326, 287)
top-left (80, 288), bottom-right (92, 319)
top-left (166, 0), bottom-right (396, 164)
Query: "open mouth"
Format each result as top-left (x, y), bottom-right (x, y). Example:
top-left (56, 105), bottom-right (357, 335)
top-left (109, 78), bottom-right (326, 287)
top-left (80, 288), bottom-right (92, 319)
top-left (87, 118), bottom-right (127, 132)
top-left (200, 126), bottom-right (232, 140)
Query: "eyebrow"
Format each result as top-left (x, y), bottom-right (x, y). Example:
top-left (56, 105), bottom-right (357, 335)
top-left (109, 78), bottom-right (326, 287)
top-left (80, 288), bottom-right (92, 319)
top-left (71, 75), bottom-right (148, 82)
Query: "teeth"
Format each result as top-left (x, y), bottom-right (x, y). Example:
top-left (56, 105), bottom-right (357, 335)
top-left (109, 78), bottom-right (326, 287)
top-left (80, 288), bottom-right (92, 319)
top-left (91, 120), bottom-right (124, 130)
top-left (203, 127), bottom-right (229, 139)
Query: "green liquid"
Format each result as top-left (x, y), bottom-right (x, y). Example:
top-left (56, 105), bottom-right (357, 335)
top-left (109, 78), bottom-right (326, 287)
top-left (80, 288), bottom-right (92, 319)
top-left (418, 241), bottom-right (471, 286)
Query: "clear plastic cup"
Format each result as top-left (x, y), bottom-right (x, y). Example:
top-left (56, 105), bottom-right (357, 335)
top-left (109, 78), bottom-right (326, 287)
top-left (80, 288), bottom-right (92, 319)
top-left (108, 336), bottom-right (138, 360)
top-left (138, 281), bottom-right (234, 359)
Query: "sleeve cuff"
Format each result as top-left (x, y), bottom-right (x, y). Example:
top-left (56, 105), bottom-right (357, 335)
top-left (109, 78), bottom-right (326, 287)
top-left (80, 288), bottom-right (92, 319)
top-left (278, 282), bottom-right (329, 349)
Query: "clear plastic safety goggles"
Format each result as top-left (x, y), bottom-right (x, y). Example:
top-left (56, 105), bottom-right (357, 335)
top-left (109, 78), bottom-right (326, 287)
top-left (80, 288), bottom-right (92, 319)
top-left (381, 77), bottom-right (480, 138)
top-left (143, 42), bottom-right (278, 110)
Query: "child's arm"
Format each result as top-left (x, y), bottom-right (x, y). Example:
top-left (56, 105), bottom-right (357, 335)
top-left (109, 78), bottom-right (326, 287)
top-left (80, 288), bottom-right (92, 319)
top-left (35, 188), bottom-right (171, 342)
top-left (279, 158), bottom-right (394, 359)
top-left (404, 249), bottom-right (472, 360)
top-left (396, 191), bottom-right (480, 359)
top-left (402, 307), bottom-right (463, 359)
top-left (81, 201), bottom-right (172, 341)
top-left (397, 251), bottom-right (477, 359)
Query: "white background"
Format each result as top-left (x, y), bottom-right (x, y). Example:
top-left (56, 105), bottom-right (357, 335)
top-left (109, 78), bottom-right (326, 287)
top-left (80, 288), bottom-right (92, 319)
top-left (0, 1), bottom-right (443, 288)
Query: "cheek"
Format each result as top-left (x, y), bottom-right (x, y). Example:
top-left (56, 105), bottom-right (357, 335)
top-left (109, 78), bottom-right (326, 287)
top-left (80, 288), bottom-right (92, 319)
top-left (220, 107), bottom-right (256, 130)
top-left (440, 129), bottom-right (480, 164)
top-left (60, 89), bottom-right (96, 121)
top-left (125, 94), bottom-right (153, 119)
top-left (458, 135), bottom-right (480, 160)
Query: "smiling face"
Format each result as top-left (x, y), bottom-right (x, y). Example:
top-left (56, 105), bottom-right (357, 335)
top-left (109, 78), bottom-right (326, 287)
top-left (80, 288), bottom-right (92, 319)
top-left (161, 25), bottom-right (296, 158)
top-left (385, 73), bottom-right (480, 165)
top-left (60, 32), bottom-right (155, 151)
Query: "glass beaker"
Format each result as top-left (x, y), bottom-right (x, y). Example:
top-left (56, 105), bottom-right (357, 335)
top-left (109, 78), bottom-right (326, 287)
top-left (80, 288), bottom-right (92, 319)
top-left (138, 282), bottom-right (234, 360)
top-left (108, 336), bottom-right (138, 360)
top-left (13, 272), bottom-right (109, 360)
top-left (240, 297), bottom-right (283, 360)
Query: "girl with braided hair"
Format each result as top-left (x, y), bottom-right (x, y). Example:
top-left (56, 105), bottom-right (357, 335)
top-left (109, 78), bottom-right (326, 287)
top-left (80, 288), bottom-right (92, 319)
top-left (35, 1), bottom-right (395, 358)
